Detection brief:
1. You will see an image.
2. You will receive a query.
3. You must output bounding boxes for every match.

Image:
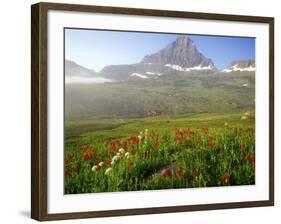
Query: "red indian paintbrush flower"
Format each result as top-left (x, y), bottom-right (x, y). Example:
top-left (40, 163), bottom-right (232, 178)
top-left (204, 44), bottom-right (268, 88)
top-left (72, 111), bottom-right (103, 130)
top-left (153, 141), bottom-right (160, 148)
top-left (83, 152), bottom-right (96, 161)
top-left (220, 175), bottom-right (230, 185)
top-left (161, 168), bottom-right (171, 177)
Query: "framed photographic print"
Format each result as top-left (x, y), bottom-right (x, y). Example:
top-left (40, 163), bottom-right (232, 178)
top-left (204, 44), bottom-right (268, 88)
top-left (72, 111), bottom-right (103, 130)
top-left (31, 2), bottom-right (274, 221)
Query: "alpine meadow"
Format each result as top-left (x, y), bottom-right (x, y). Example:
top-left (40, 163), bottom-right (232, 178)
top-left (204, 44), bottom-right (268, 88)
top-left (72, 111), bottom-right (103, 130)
top-left (64, 30), bottom-right (255, 194)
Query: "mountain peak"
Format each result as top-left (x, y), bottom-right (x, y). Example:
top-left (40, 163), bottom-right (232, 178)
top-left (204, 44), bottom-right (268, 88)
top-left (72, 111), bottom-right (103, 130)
top-left (173, 36), bottom-right (194, 47)
top-left (141, 36), bottom-right (215, 69)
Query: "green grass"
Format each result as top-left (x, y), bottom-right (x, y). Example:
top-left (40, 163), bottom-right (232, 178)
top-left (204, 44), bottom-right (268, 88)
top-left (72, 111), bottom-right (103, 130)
top-left (64, 112), bottom-right (255, 194)
top-left (65, 72), bottom-right (255, 120)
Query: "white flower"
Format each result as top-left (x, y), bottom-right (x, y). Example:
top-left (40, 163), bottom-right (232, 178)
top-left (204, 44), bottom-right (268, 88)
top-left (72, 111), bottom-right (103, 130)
top-left (138, 135), bottom-right (142, 140)
top-left (91, 165), bottom-right (98, 172)
top-left (118, 148), bottom-right (125, 154)
top-left (241, 116), bottom-right (248, 120)
top-left (105, 168), bottom-right (112, 176)
top-left (244, 112), bottom-right (250, 116)
top-left (98, 161), bottom-right (104, 167)
top-left (111, 155), bottom-right (120, 165)
top-left (125, 152), bottom-right (130, 158)
top-left (224, 122), bottom-right (228, 126)
top-left (112, 155), bottom-right (120, 161)
top-left (116, 152), bottom-right (121, 156)
top-left (140, 131), bottom-right (143, 135)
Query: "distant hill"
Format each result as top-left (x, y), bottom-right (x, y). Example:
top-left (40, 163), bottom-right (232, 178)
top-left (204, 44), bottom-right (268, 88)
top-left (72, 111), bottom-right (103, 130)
top-left (222, 60), bottom-right (255, 73)
top-left (65, 59), bottom-right (96, 77)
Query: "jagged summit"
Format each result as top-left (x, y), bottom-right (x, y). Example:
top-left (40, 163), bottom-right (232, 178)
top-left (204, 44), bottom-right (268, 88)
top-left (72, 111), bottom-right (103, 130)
top-left (141, 36), bottom-right (215, 69)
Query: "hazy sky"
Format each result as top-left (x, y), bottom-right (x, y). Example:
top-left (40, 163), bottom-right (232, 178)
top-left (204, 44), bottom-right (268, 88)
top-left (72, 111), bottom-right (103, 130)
top-left (65, 29), bottom-right (255, 71)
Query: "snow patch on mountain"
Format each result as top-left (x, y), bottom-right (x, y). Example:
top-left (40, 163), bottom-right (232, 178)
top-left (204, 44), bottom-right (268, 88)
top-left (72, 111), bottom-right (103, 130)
top-left (165, 64), bottom-right (213, 72)
top-left (185, 65), bottom-right (213, 71)
top-left (145, 71), bottom-right (162, 76)
top-left (222, 64), bottom-right (255, 73)
top-left (130, 73), bottom-right (148, 79)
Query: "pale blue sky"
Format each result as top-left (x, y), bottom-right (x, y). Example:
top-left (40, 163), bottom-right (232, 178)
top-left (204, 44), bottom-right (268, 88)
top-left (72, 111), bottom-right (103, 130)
top-left (65, 28), bottom-right (255, 71)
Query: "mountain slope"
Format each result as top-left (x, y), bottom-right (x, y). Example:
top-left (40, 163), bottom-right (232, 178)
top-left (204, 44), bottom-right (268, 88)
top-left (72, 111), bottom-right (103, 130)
top-left (222, 60), bottom-right (255, 73)
top-left (65, 59), bottom-right (96, 77)
top-left (141, 36), bottom-right (215, 69)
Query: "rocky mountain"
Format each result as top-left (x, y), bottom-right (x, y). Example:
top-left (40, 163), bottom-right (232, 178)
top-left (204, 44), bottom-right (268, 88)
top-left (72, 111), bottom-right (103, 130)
top-left (141, 36), bottom-right (215, 70)
top-left (222, 60), bottom-right (255, 73)
top-left (100, 36), bottom-right (216, 81)
top-left (65, 59), bottom-right (96, 77)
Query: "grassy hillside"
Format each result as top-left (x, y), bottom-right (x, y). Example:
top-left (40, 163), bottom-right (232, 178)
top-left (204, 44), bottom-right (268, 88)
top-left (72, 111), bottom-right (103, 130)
top-left (65, 71), bottom-right (255, 120)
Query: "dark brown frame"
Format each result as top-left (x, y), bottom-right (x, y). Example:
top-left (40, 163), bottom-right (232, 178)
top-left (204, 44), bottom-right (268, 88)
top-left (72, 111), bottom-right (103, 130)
top-left (31, 2), bottom-right (274, 221)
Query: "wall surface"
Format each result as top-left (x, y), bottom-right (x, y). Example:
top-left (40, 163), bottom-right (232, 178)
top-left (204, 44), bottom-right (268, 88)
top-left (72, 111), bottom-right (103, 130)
top-left (0, 0), bottom-right (280, 223)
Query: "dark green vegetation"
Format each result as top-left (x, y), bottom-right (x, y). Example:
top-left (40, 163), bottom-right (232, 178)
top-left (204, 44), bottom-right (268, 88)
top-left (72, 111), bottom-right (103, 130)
top-left (65, 71), bottom-right (255, 120)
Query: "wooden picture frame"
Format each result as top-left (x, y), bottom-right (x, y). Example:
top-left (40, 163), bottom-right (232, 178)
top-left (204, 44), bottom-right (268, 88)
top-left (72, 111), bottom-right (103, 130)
top-left (31, 2), bottom-right (274, 221)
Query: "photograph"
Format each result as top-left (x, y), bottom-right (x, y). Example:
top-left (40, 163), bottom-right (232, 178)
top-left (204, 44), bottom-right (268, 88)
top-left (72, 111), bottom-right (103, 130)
top-left (64, 29), bottom-right (256, 194)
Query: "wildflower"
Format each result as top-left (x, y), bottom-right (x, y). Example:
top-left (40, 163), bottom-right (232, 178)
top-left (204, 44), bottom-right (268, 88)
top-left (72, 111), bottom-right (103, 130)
top-left (246, 154), bottom-right (252, 162)
top-left (125, 152), bottom-right (130, 158)
top-left (138, 135), bottom-right (142, 141)
top-left (244, 112), bottom-right (250, 116)
top-left (241, 115), bottom-right (247, 120)
top-left (128, 136), bottom-right (138, 144)
top-left (224, 122), bottom-right (228, 126)
top-left (105, 168), bottom-right (112, 176)
top-left (112, 155), bottom-right (120, 161)
top-left (220, 175), bottom-right (230, 185)
top-left (144, 129), bottom-right (148, 141)
top-left (116, 152), bottom-right (121, 156)
top-left (153, 141), bottom-right (160, 148)
top-left (98, 161), bottom-right (104, 167)
top-left (83, 152), bottom-right (95, 161)
top-left (145, 151), bottom-right (150, 159)
top-left (105, 160), bottom-right (111, 167)
top-left (111, 155), bottom-right (120, 165)
top-left (118, 148), bottom-right (125, 154)
top-left (91, 165), bottom-right (98, 172)
top-left (161, 168), bottom-right (171, 177)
